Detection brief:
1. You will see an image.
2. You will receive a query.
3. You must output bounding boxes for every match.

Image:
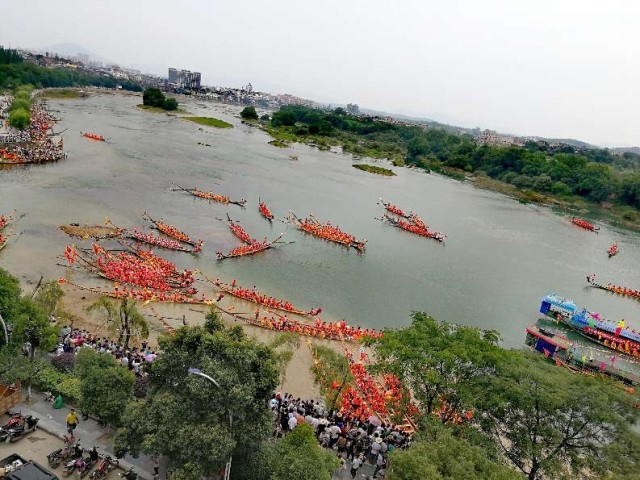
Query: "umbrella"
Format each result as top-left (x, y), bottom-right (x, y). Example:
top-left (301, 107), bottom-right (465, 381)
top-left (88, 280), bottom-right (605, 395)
top-left (368, 415), bottom-right (382, 427)
top-left (145, 353), bottom-right (157, 362)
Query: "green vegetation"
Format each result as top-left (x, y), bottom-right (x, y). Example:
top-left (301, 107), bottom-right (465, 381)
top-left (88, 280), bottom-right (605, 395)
top-left (114, 309), bottom-right (280, 479)
top-left (240, 105), bottom-right (259, 120)
top-left (142, 87), bottom-right (178, 111)
top-left (86, 297), bottom-right (149, 348)
top-left (367, 313), bottom-right (640, 480)
top-left (353, 163), bottom-right (396, 176)
top-left (0, 46), bottom-right (142, 91)
top-left (183, 116), bottom-right (233, 128)
top-left (269, 105), bottom-right (640, 222)
top-left (7, 84), bottom-right (34, 130)
top-left (37, 88), bottom-right (82, 99)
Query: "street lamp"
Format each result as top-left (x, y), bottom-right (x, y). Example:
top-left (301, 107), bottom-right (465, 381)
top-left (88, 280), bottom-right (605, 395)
top-left (187, 368), bottom-right (232, 480)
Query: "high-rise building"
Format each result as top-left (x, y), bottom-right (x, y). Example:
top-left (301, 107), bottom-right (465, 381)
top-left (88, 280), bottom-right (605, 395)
top-left (347, 103), bottom-right (360, 114)
top-left (168, 68), bottom-right (201, 90)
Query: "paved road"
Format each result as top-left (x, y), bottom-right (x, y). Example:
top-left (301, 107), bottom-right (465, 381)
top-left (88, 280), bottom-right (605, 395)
top-left (10, 395), bottom-right (156, 479)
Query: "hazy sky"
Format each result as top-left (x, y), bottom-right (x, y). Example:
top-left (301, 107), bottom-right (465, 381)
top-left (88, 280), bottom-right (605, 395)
top-left (2, 0), bottom-right (639, 146)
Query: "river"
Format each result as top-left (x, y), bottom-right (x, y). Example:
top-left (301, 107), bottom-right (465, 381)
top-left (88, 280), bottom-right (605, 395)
top-left (1, 93), bottom-right (639, 351)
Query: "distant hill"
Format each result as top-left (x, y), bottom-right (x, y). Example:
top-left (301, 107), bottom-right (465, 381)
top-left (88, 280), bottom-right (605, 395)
top-left (39, 42), bottom-right (114, 65)
top-left (611, 146), bottom-right (640, 155)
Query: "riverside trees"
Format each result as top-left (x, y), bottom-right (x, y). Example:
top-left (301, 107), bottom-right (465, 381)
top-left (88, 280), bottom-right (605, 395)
top-left (113, 309), bottom-right (280, 479)
top-left (366, 313), bottom-right (640, 480)
top-left (142, 88), bottom-right (178, 111)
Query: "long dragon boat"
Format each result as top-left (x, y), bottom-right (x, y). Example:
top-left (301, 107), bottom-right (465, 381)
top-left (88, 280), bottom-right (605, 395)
top-left (589, 279), bottom-right (640, 300)
top-left (174, 184), bottom-right (246, 207)
top-left (540, 293), bottom-right (640, 358)
top-left (216, 233), bottom-right (284, 259)
top-left (127, 228), bottom-right (201, 253)
top-left (259, 198), bottom-right (274, 221)
top-left (208, 278), bottom-right (319, 316)
top-left (288, 212), bottom-right (366, 252)
top-left (571, 217), bottom-right (599, 232)
top-left (379, 214), bottom-right (446, 242)
top-left (143, 212), bottom-right (203, 248)
top-left (81, 131), bottom-right (106, 141)
top-left (0, 210), bottom-right (16, 231)
top-left (58, 278), bottom-right (213, 305)
top-left (378, 198), bottom-right (411, 219)
top-left (226, 214), bottom-right (255, 244)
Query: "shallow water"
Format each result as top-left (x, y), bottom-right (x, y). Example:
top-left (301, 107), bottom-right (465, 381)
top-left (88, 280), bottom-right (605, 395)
top-left (1, 94), bottom-right (639, 351)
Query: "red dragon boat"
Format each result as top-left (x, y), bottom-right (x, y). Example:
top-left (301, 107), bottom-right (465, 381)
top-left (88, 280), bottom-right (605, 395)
top-left (380, 214), bottom-right (446, 242)
top-left (588, 277), bottom-right (640, 300)
top-left (0, 210), bottom-right (16, 231)
top-left (174, 184), bottom-right (246, 207)
top-left (259, 198), bottom-right (275, 221)
top-left (288, 212), bottom-right (366, 252)
top-left (571, 217), bottom-right (599, 232)
top-left (607, 243), bottom-right (619, 258)
top-left (208, 278), bottom-right (320, 316)
top-left (81, 131), bottom-right (106, 141)
top-left (226, 214), bottom-right (255, 244)
top-left (379, 198), bottom-right (411, 219)
top-left (216, 233), bottom-right (284, 259)
top-left (127, 229), bottom-right (201, 253)
top-left (143, 212), bottom-right (203, 248)
top-left (0, 229), bottom-right (14, 252)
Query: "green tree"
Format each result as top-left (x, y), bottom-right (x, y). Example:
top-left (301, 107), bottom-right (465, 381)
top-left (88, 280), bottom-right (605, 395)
top-left (474, 352), bottom-right (640, 480)
top-left (270, 424), bottom-right (339, 480)
top-left (8, 98), bottom-right (30, 112)
top-left (8, 108), bottom-right (30, 129)
top-left (387, 426), bottom-right (519, 480)
top-left (240, 106), bottom-right (258, 120)
top-left (143, 87), bottom-right (166, 107)
top-left (32, 280), bottom-right (64, 317)
top-left (113, 323), bottom-right (280, 478)
top-left (76, 349), bottom-right (135, 426)
top-left (86, 297), bottom-right (149, 348)
top-left (366, 312), bottom-right (504, 420)
top-left (163, 97), bottom-right (178, 111)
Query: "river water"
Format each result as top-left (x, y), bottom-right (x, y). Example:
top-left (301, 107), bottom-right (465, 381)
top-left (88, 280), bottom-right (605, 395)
top-left (1, 94), bottom-right (639, 350)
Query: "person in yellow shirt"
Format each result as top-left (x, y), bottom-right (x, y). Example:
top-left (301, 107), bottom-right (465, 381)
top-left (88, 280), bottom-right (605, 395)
top-left (66, 408), bottom-right (79, 433)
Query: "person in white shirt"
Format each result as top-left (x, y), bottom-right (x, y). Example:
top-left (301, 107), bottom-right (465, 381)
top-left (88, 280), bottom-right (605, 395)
top-left (287, 413), bottom-right (297, 431)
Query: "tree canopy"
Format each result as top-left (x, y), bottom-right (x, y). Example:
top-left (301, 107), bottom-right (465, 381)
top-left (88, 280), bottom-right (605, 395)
top-left (142, 88), bottom-right (178, 111)
top-left (240, 106), bottom-right (258, 120)
top-left (114, 314), bottom-right (280, 478)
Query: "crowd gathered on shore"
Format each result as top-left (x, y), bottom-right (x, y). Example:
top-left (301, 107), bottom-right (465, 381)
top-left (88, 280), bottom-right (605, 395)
top-left (271, 392), bottom-right (413, 478)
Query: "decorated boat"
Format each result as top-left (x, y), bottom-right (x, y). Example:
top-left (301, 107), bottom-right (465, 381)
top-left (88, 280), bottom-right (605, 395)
top-left (607, 243), bottom-right (619, 258)
top-left (216, 233), bottom-right (284, 259)
top-left (209, 278), bottom-right (319, 316)
top-left (571, 217), bottom-right (598, 232)
top-left (288, 212), bottom-right (366, 252)
top-left (226, 214), bottom-right (255, 244)
top-left (525, 324), bottom-right (640, 385)
top-left (174, 184), bottom-right (246, 207)
top-left (379, 198), bottom-right (411, 219)
top-left (259, 198), bottom-right (274, 221)
top-left (143, 212), bottom-right (203, 248)
top-left (379, 214), bottom-right (446, 242)
top-left (81, 131), bottom-right (106, 141)
top-left (540, 293), bottom-right (640, 358)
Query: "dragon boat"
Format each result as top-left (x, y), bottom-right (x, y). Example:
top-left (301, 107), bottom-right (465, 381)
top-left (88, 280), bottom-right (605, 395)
top-left (259, 198), bottom-right (274, 221)
top-left (0, 229), bottom-right (14, 252)
top-left (379, 214), bottom-right (445, 242)
top-left (540, 293), bottom-right (640, 358)
top-left (81, 131), bottom-right (106, 141)
top-left (588, 279), bottom-right (640, 300)
top-left (607, 243), bottom-right (619, 258)
top-left (143, 212), bottom-right (203, 248)
top-left (208, 278), bottom-right (319, 316)
top-left (378, 198), bottom-right (411, 219)
top-left (216, 233), bottom-right (284, 259)
top-left (126, 228), bottom-right (201, 253)
top-left (174, 184), bottom-right (246, 207)
top-left (288, 212), bottom-right (366, 252)
top-left (571, 217), bottom-right (599, 232)
top-left (0, 210), bottom-right (16, 231)
top-left (226, 214), bottom-right (255, 244)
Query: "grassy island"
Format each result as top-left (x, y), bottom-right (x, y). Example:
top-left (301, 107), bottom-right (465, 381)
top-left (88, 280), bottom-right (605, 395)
top-left (264, 105), bottom-right (640, 230)
top-left (268, 139), bottom-right (289, 148)
top-left (137, 104), bottom-right (187, 114)
top-left (183, 116), bottom-right (233, 129)
top-left (353, 163), bottom-right (396, 176)
top-left (37, 88), bottom-right (82, 99)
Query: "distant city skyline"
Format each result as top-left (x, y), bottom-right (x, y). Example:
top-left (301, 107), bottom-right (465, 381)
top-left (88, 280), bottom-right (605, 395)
top-left (1, 0), bottom-right (639, 147)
